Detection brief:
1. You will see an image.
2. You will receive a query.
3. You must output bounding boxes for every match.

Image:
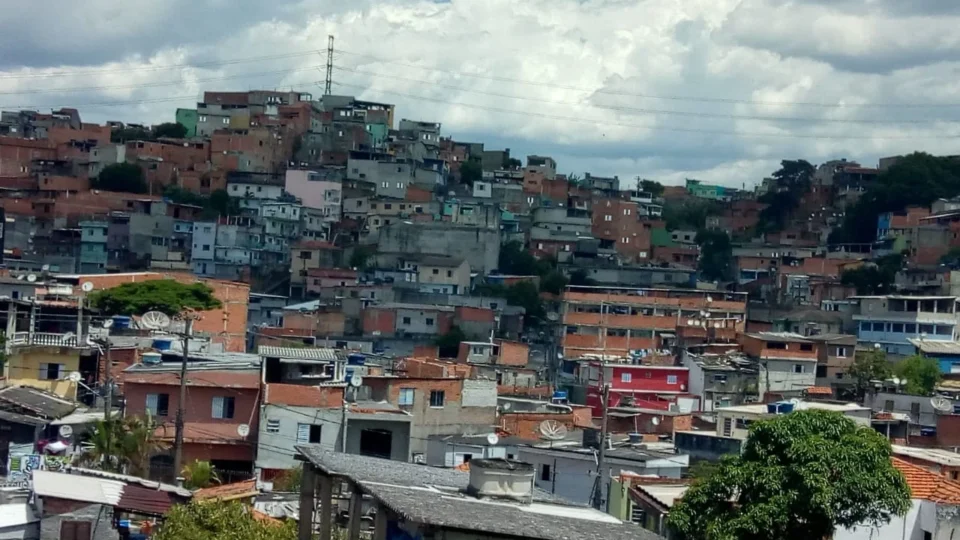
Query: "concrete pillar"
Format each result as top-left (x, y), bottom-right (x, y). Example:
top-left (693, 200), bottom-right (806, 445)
top-left (347, 488), bottom-right (363, 540)
top-left (298, 465), bottom-right (316, 540)
top-left (318, 474), bottom-right (334, 540)
top-left (373, 503), bottom-right (388, 540)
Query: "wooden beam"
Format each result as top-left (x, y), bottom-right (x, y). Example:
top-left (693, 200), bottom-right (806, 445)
top-left (298, 464), bottom-right (316, 540)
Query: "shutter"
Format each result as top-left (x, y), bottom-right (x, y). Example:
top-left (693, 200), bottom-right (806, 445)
top-left (60, 521), bottom-right (77, 540)
top-left (77, 521), bottom-right (92, 540)
top-left (212, 397), bottom-right (224, 419)
top-left (39, 363), bottom-right (48, 380)
top-left (297, 424), bottom-right (310, 443)
top-left (146, 394), bottom-right (158, 415)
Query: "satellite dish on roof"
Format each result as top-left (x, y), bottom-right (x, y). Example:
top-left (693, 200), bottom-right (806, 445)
top-left (141, 311), bottom-right (172, 330)
top-left (932, 396), bottom-right (953, 413)
top-left (81, 282), bottom-right (94, 293)
top-left (103, 319), bottom-right (114, 329)
top-left (651, 416), bottom-right (660, 426)
top-left (486, 433), bottom-right (500, 446)
top-left (538, 420), bottom-right (568, 441)
top-left (546, 312), bottom-right (559, 322)
top-left (237, 424), bottom-right (250, 438)
top-left (26, 274), bottom-right (36, 283)
top-left (67, 372), bottom-right (82, 383)
top-left (58, 425), bottom-right (74, 439)
top-left (349, 374), bottom-right (363, 387)
top-left (41, 264), bottom-right (50, 272)
top-left (501, 401), bottom-right (512, 411)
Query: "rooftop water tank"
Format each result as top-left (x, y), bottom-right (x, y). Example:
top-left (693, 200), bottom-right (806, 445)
top-left (111, 316), bottom-right (131, 330)
top-left (142, 352), bottom-right (162, 365)
top-left (152, 338), bottom-right (173, 351)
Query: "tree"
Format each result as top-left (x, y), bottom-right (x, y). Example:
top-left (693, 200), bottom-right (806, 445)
top-left (349, 245), bottom-right (374, 270)
top-left (88, 279), bottom-right (222, 316)
top-left (111, 125), bottom-right (152, 143)
top-left (182, 460), bottom-right (221, 489)
top-left (460, 157), bottom-right (482, 186)
top-left (663, 198), bottom-right (723, 231)
top-left (504, 157), bottom-right (522, 169)
top-left (95, 163), bottom-right (148, 194)
top-left (895, 354), bottom-right (942, 396)
top-left (848, 349), bottom-right (891, 400)
top-left (668, 410), bottom-right (910, 540)
top-left (568, 268), bottom-right (595, 287)
top-left (504, 281), bottom-right (546, 325)
top-left (155, 501), bottom-right (296, 540)
top-left (498, 241), bottom-right (555, 276)
top-left (638, 178), bottom-right (664, 197)
top-left (695, 229), bottom-right (733, 282)
top-left (539, 270), bottom-right (568, 295)
top-left (841, 254), bottom-right (903, 295)
top-left (435, 326), bottom-right (467, 358)
top-left (83, 414), bottom-right (167, 474)
top-left (207, 188), bottom-right (240, 217)
top-left (941, 247), bottom-right (960, 268)
top-left (755, 160), bottom-right (815, 234)
top-left (153, 122), bottom-right (188, 139)
top-left (271, 467), bottom-right (302, 492)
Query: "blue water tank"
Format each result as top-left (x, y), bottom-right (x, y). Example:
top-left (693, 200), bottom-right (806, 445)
top-left (766, 403), bottom-right (779, 414)
top-left (552, 390), bottom-right (568, 401)
top-left (111, 316), bottom-right (131, 330)
top-left (152, 339), bottom-right (173, 351)
top-left (778, 402), bottom-right (795, 414)
top-left (347, 353), bottom-right (366, 365)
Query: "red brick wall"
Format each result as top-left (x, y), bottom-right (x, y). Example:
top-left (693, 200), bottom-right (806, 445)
top-left (365, 377), bottom-right (463, 406)
top-left (124, 381), bottom-right (260, 428)
top-left (592, 197), bottom-right (651, 262)
top-left (0, 137), bottom-right (56, 176)
top-left (938, 414), bottom-right (960, 448)
top-left (500, 410), bottom-right (593, 440)
top-left (363, 308), bottom-right (396, 336)
top-left (455, 306), bottom-right (495, 323)
top-left (497, 340), bottom-right (528, 366)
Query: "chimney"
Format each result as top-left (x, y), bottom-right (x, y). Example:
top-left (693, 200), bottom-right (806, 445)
top-left (466, 459), bottom-right (534, 504)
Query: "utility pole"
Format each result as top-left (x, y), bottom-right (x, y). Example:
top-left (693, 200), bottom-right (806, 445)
top-left (173, 317), bottom-right (195, 478)
top-left (324, 35), bottom-right (334, 96)
top-left (101, 339), bottom-right (113, 467)
top-left (592, 382), bottom-right (611, 510)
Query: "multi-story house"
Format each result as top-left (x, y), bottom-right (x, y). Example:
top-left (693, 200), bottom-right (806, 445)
top-left (578, 361), bottom-right (694, 414)
top-left (592, 197), bottom-right (651, 262)
top-left (739, 332), bottom-right (820, 400)
top-left (854, 295), bottom-right (960, 356)
top-left (226, 171), bottom-right (285, 212)
top-left (78, 220), bottom-right (108, 274)
top-left (289, 240), bottom-right (342, 299)
top-left (682, 348), bottom-right (759, 412)
top-left (284, 168), bottom-right (342, 222)
top-left (808, 334), bottom-right (857, 394)
top-left (398, 254), bottom-right (471, 295)
top-left (561, 286), bottom-right (748, 359)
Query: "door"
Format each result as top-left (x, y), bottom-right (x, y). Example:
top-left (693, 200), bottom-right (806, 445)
top-left (359, 429), bottom-right (392, 459)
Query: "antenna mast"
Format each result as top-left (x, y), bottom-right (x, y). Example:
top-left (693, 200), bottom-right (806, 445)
top-left (324, 35), bottom-right (334, 96)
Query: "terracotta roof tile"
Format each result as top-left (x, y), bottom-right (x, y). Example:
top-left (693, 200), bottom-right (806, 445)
top-left (194, 479), bottom-right (258, 502)
top-left (804, 386), bottom-right (834, 396)
top-left (892, 457), bottom-right (960, 503)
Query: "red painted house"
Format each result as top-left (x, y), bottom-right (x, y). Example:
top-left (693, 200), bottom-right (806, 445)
top-left (122, 360), bottom-right (261, 482)
top-left (580, 362), bottom-right (694, 416)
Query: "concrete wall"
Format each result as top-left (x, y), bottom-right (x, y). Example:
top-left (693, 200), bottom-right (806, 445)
top-left (39, 498), bottom-right (117, 540)
top-left (760, 359), bottom-right (816, 395)
top-left (257, 405), bottom-right (341, 471)
top-left (378, 224), bottom-right (500, 274)
top-left (344, 417), bottom-right (410, 461)
top-left (834, 499), bottom-right (927, 540)
top-left (191, 222), bottom-right (216, 261)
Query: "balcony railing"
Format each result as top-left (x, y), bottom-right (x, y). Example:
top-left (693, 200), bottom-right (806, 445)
top-left (8, 332), bottom-right (83, 348)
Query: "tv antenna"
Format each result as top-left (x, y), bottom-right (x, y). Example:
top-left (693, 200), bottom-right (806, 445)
top-left (538, 420), bottom-right (568, 441)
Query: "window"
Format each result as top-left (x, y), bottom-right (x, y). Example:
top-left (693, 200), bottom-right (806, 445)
top-left (872, 322), bottom-right (886, 332)
top-left (402, 316), bottom-right (412, 325)
top-left (60, 521), bottom-right (92, 540)
top-left (384, 203), bottom-right (392, 210)
top-left (604, 215), bottom-right (612, 222)
top-left (146, 393), bottom-right (169, 417)
top-left (297, 423), bottom-right (322, 444)
top-left (266, 419), bottom-right (280, 434)
top-left (920, 324), bottom-right (935, 335)
top-left (398, 388), bottom-right (415, 406)
top-left (793, 364), bottom-right (805, 374)
top-left (713, 375), bottom-right (728, 383)
top-left (540, 463), bottom-right (552, 482)
top-left (892, 323), bottom-right (904, 333)
top-left (621, 237), bottom-right (630, 244)
top-left (425, 318), bottom-right (434, 326)
top-left (667, 375), bottom-right (678, 384)
top-left (911, 402), bottom-right (921, 419)
top-left (884, 399), bottom-right (895, 411)
top-left (905, 323), bottom-right (917, 333)
top-left (432, 268), bottom-right (439, 275)
top-left (212, 396), bottom-right (235, 419)
top-left (623, 208), bottom-right (631, 216)
top-left (39, 363), bottom-right (62, 380)
top-left (202, 244), bottom-right (211, 251)
top-left (446, 270), bottom-right (453, 277)
top-left (621, 373), bottom-right (632, 383)
top-left (429, 390), bottom-right (445, 407)
top-left (800, 344), bottom-right (813, 352)
top-left (836, 346), bottom-right (847, 358)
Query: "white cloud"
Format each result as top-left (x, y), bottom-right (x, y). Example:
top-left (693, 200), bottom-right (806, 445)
top-left (2, 0), bottom-right (960, 186)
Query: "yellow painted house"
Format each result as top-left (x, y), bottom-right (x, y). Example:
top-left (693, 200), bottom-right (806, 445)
top-left (5, 346), bottom-right (81, 400)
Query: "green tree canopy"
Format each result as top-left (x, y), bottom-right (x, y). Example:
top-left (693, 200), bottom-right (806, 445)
top-left (756, 160), bottom-right (815, 234)
top-left (848, 348), bottom-right (891, 399)
top-left (460, 157), bottom-right (482, 186)
top-left (182, 460), bottom-right (221, 489)
top-left (155, 501), bottom-right (296, 540)
top-left (568, 268), bottom-right (596, 287)
top-left (894, 354), bottom-right (942, 396)
top-left (840, 254), bottom-right (903, 295)
top-left (498, 241), bottom-right (555, 276)
top-left (663, 198), bottom-right (724, 231)
top-left (94, 162), bottom-right (148, 194)
top-left (638, 178), bottom-right (664, 197)
top-left (435, 325), bottom-right (467, 358)
top-left (88, 280), bottom-right (222, 316)
top-left (153, 122), bottom-right (188, 139)
top-left (668, 410), bottom-right (911, 540)
top-left (163, 186), bottom-right (240, 218)
top-left (695, 229), bottom-right (733, 282)
top-left (539, 270), bottom-right (568, 295)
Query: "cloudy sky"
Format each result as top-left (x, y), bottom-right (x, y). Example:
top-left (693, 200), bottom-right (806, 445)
top-left (3, 0), bottom-right (960, 187)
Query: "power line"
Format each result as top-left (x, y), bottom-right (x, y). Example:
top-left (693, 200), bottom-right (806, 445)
top-left (0, 65), bottom-right (325, 96)
top-left (332, 82), bottom-right (960, 141)
top-left (335, 48), bottom-right (960, 110)
top-left (0, 50), bottom-right (324, 81)
top-left (334, 66), bottom-right (948, 126)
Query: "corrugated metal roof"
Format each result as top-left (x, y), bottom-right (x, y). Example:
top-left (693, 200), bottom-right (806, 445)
top-left (257, 346), bottom-right (339, 361)
top-left (0, 504), bottom-right (38, 528)
top-left (907, 339), bottom-right (960, 355)
top-left (33, 470), bottom-right (124, 505)
top-left (116, 484), bottom-right (178, 517)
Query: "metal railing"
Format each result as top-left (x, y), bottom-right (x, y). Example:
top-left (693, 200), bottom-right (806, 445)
top-left (8, 332), bottom-right (82, 348)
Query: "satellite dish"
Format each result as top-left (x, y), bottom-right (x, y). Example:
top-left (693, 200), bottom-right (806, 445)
top-left (237, 424), bottom-right (250, 438)
top-left (486, 433), bottom-right (500, 446)
top-left (67, 372), bottom-right (82, 383)
top-left (141, 311), bottom-right (172, 330)
top-left (501, 401), bottom-right (512, 411)
top-left (26, 274), bottom-right (36, 283)
top-left (891, 377), bottom-right (902, 386)
top-left (81, 282), bottom-right (94, 293)
top-left (349, 374), bottom-right (363, 387)
top-left (651, 416), bottom-right (660, 426)
top-left (546, 312), bottom-right (559, 322)
top-left (538, 420), bottom-right (568, 441)
top-left (932, 396), bottom-right (953, 413)
top-left (58, 425), bottom-right (74, 439)
top-left (103, 319), bottom-right (114, 329)
top-left (41, 264), bottom-right (50, 272)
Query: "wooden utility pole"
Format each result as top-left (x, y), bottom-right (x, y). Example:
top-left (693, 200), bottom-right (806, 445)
top-left (172, 317), bottom-right (194, 478)
top-left (101, 339), bottom-right (112, 464)
top-left (592, 382), bottom-right (611, 510)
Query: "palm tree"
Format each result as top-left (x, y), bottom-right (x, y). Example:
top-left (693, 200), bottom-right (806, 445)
top-left (119, 414), bottom-right (168, 477)
top-left (81, 419), bottom-right (125, 471)
top-left (181, 460), bottom-right (221, 490)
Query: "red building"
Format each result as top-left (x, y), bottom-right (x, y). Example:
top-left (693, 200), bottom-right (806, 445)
top-left (122, 361), bottom-right (261, 480)
top-left (580, 362), bottom-right (693, 416)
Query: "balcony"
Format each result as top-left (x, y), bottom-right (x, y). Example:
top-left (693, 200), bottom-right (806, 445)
top-left (8, 332), bottom-right (84, 348)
